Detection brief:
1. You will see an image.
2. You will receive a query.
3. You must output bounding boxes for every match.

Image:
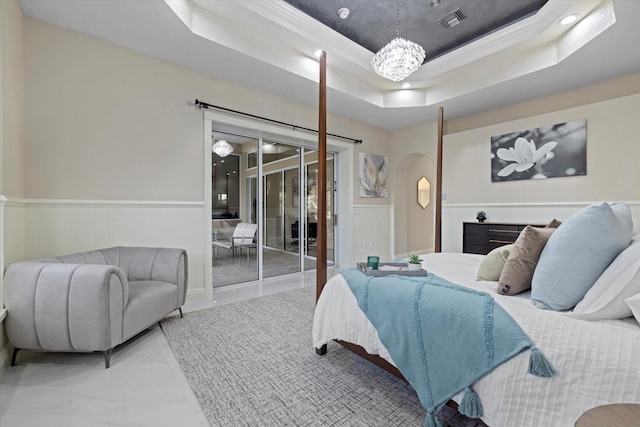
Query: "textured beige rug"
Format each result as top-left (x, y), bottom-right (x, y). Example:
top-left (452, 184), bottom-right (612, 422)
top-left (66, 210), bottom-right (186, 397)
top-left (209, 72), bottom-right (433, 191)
top-left (161, 286), bottom-right (481, 426)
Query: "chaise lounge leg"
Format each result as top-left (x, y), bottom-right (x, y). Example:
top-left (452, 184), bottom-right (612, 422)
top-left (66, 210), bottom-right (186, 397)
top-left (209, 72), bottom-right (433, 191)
top-left (179, 307), bottom-right (183, 318)
top-left (316, 344), bottom-right (327, 356)
top-left (103, 348), bottom-right (113, 369)
top-left (11, 347), bottom-right (21, 366)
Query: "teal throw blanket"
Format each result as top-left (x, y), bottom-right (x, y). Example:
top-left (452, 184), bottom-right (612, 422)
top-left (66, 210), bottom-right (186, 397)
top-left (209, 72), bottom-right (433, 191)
top-left (342, 269), bottom-right (555, 427)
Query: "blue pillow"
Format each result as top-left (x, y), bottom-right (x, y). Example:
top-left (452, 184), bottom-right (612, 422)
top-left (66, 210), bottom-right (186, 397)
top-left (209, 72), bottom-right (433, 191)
top-left (531, 202), bottom-right (633, 311)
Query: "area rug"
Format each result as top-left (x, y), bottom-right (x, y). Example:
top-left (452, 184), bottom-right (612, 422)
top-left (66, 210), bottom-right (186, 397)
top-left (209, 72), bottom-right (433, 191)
top-left (161, 286), bottom-right (481, 426)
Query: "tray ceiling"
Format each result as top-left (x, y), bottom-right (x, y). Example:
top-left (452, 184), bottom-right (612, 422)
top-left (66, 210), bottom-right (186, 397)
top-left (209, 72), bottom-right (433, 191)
top-left (283, 0), bottom-right (547, 62)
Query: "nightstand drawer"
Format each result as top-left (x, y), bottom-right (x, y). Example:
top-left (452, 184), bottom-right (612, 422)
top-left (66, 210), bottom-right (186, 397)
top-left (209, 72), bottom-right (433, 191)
top-left (462, 222), bottom-right (542, 255)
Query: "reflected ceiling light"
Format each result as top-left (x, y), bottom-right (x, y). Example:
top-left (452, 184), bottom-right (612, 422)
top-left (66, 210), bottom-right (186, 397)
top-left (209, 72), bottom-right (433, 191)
top-left (212, 139), bottom-right (233, 157)
top-left (371, 0), bottom-right (425, 82)
top-left (560, 14), bottom-right (578, 25)
top-left (402, 82), bottom-right (412, 89)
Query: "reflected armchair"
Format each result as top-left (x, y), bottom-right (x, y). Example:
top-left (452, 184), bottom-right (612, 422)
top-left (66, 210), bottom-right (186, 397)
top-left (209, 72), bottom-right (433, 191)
top-left (212, 223), bottom-right (257, 262)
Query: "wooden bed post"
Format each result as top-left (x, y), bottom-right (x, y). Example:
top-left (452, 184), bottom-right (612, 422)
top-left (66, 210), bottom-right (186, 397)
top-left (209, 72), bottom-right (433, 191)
top-left (435, 107), bottom-right (444, 253)
top-left (316, 51), bottom-right (327, 302)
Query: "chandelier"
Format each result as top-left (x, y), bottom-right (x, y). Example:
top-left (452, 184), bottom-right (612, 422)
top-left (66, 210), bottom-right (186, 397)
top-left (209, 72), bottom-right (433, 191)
top-left (212, 139), bottom-right (234, 157)
top-left (371, 0), bottom-right (425, 82)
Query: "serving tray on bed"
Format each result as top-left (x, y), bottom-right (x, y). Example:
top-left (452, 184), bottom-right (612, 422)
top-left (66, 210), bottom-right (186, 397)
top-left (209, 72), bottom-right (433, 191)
top-left (357, 262), bottom-right (429, 277)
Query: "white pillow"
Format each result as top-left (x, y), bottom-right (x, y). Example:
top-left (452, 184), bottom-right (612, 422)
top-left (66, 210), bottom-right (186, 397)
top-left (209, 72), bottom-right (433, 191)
top-left (571, 239), bottom-right (640, 320)
top-left (476, 244), bottom-right (513, 281)
top-left (625, 293), bottom-right (640, 324)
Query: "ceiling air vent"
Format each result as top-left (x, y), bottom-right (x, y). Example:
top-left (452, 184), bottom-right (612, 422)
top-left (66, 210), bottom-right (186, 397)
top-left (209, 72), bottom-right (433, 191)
top-left (438, 9), bottom-right (467, 28)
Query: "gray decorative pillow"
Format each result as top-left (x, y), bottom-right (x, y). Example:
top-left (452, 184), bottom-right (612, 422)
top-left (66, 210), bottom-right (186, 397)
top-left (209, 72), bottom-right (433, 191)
top-left (476, 244), bottom-right (514, 281)
top-left (498, 226), bottom-right (555, 296)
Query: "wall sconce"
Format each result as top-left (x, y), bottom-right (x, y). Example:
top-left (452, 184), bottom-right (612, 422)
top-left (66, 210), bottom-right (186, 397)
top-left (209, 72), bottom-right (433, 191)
top-left (417, 176), bottom-right (430, 209)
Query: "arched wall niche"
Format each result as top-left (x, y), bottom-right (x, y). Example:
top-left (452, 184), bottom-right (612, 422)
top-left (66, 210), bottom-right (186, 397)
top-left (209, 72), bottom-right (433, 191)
top-left (393, 153), bottom-right (435, 257)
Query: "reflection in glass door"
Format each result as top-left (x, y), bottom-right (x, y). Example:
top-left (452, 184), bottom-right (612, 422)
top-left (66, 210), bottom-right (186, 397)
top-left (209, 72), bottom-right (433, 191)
top-left (304, 152), bottom-right (335, 270)
top-left (284, 168), bottom-right (300, 255)
top-left (211, 130), bottom-right (336, 286)
top-left (263, 172), bottom-right (283, 250)
top-left (211, 130), bottom-right (258, 287)
top-left (262, 141), bottom-right (301, 278)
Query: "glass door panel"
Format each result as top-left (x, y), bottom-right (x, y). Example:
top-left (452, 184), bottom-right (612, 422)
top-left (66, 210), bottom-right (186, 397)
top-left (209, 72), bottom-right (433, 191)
top-left (263, 172), bottom-right (283, 250)
top-left (304, 162), bottom-right (318, 269)
top-left (211, 130), bottom-right (258, 287)
top-left (303, 151), bottom-right (335, 271)
top-left (262, 140), bottom-right (301, 278)
top-left (326, 156), bottom-right (335, 265)
top-left (284, 168), bottom-right (300, 254)
top-left (211, 130), bottom-right (337, 286)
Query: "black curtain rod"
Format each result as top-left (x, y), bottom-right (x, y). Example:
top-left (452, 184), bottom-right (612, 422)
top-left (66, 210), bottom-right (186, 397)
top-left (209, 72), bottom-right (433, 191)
top-left (194, 99), bottom-right (362, 144)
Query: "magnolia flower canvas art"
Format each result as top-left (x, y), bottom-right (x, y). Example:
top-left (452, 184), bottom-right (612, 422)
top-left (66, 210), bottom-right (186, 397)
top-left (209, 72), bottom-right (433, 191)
top-left (491, 120), bottom-right (587, 182)
top-left (359, 152), bottom-right (388, 198)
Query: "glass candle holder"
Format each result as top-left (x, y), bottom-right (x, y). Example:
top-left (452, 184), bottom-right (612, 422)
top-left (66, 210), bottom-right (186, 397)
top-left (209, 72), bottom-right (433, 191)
top-left (367, 256), bottom-right (380, 270)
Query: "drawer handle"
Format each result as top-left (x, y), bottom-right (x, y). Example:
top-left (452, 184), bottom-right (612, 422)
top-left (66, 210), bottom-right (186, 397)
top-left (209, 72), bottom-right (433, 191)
top-left (488, 229), bottom-right (520, 234)
top-left (489, 239), bottom-right (515, 244)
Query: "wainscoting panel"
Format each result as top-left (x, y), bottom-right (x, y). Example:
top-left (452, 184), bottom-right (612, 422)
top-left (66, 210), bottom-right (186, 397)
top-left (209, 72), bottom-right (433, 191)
top-left (352, 205), bottom-right (392, 264)
top-left (1, 196), bottom-right (27, 368)
top-left (3, 198), bottom-right (26, 268)
top-left (24, 200), bottom-right (209, 301)
top-left (442, 202), bottom-right (640, 253)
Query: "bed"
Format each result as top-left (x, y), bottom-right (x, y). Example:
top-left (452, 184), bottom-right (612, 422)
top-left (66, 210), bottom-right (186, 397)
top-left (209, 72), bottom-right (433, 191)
top-left (313, 250), bottom-right (640, 427)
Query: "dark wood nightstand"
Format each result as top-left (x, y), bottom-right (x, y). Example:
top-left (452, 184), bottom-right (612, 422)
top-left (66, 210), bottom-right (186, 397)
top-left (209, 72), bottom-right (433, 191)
top-left (575, 404), bottom-right (640, 426)
top-left (462, 222), bottom-right (541, 255)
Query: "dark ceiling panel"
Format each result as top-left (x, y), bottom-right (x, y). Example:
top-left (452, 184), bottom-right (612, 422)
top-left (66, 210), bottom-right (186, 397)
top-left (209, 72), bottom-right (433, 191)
top-left (283, 0), bottom-right (548, 62)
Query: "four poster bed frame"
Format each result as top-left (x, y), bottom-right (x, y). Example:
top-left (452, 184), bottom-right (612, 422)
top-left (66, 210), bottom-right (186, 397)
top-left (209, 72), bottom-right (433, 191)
top-left (312, 56), bottom-right (640, 427)
top-left (312, 63), bottom-right (463, 413)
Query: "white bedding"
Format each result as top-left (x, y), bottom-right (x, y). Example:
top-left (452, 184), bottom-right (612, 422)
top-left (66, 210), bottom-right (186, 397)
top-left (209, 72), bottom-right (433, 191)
top-left (312, 253), bottom-right (640, 427)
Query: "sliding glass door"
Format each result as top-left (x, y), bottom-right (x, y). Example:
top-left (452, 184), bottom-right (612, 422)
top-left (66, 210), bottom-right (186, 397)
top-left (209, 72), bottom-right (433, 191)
top-left (211, 130), bottom-right (336, 286)
top-left (262, 141), bottom-right (301, 278)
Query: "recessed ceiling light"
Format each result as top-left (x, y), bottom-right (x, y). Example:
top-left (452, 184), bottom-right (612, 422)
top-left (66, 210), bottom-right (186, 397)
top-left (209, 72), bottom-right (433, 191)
top-left (337, 7), bottom-right (350, 19)
top-left (560, 14), bottom-right (578, 26)
top-left (314, 49), bottom-right (324, 58)
top-left (402, 82), bottom-right (412, 89)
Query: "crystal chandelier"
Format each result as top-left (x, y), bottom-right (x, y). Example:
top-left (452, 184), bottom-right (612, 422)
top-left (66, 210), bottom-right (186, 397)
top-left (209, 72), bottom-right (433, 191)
top-left (371, 0), bottom-right (426, 82)
top-left (212, 139), bottom-right (234, 157)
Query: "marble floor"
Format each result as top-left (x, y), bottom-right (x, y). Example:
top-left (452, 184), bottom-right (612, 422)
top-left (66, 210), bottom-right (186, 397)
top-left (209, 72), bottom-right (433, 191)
top-left (0, 268), bottom-right (336, 427)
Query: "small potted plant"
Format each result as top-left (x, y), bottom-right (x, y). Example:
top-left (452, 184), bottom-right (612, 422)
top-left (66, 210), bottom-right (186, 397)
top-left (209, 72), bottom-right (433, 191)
top-left (476, 210), bottom-right (487, 223)
top-left (407, 254), bottom-right (422, 270)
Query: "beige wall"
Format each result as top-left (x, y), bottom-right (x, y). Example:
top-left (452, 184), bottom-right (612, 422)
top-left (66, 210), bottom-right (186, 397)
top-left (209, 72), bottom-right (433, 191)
top-left (442, 80), bottom-right (640, 251)
top-left (390, 73), bottom-right (640, 252)
top-left (389, 119), bottom-right (439, 256)
top-left (443, 92), bottom-right (640, 205)
top-left (447, 73), bottom-right (640, 134)
top-left (406, 157), bottom-right (433, 252)
top-left (1, 0), bottom-right (23, 198)
top-left (18, 16), bottom-right (395, 285)
top-left (23, 17), bottom-right (391, 202)
top-left (391, 154), bottom-right (434, 257)
top-left (1, 0), bottom-right (25, 368)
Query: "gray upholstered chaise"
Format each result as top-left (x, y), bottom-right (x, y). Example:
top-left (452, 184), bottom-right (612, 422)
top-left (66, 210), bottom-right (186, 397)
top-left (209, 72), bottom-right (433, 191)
top-left (4, 246), bottom-right (188, 368)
